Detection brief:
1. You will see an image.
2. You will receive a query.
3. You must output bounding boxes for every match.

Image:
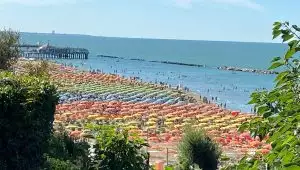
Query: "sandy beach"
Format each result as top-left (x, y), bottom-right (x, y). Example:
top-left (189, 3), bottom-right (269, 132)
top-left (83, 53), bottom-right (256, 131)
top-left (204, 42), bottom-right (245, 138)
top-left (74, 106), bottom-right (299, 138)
top-left (16, 60), bottom-right (268, 165)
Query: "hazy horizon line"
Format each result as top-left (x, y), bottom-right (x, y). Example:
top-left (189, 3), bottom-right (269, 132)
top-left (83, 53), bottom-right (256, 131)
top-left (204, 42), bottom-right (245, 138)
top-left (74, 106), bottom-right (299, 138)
top-left (20, 31), bottom-right (282, 44)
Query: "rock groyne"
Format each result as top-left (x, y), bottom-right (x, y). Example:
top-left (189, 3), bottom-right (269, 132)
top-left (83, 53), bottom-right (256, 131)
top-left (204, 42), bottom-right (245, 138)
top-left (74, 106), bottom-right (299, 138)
top-left (217, 66), bottom-right (278, 74)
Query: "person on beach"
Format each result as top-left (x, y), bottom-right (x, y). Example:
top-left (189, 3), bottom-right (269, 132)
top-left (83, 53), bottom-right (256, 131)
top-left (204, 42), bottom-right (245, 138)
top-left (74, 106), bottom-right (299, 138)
top-left (203, 97), bottom-right (208, 103)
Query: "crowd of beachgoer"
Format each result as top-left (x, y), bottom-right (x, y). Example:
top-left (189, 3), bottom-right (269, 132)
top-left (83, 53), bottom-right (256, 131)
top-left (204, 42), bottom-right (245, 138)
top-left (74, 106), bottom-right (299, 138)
top-left (60, 62), bottom-right (260, 113)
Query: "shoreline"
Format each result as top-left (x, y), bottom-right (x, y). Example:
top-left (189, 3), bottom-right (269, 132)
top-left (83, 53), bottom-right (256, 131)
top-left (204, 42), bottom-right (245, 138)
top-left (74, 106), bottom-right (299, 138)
top-left (60, 59), bottom-right (204, 105)
top-left (21, 57), bottom-right (253, 112)
top-left (23, 58), bottom-right (246, 111)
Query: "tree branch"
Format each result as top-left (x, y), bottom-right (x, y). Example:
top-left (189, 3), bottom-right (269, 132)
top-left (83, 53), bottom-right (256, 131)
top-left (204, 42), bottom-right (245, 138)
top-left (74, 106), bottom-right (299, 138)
top-left (283, 23), bottom-right (300, 40)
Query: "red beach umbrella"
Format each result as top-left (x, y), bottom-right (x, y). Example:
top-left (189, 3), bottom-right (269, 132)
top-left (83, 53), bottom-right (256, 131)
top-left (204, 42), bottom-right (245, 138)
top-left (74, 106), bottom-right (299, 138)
top-left (231, 111), bottom-right (240, 117)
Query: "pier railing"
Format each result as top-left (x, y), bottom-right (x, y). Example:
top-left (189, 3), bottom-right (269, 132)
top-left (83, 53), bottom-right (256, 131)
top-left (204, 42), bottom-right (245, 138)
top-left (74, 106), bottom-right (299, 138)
top-left (19, 44), bottom-right (89, 59)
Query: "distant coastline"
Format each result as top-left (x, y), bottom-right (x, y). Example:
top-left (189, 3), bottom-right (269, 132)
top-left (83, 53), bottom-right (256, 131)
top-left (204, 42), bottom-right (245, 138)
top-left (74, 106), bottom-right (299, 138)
top-left (97, 54), bottom-right (277, 74)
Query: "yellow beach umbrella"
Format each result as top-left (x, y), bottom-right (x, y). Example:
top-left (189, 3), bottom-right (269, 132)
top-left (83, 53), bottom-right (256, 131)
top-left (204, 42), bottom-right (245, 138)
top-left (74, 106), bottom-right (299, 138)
top-left (128, 121), bottom-right (139, 125)
top-left (165, 122), bottom-right (173, 125)
top-left (88, 115), bottom-right (99, 119)
top-left (65, 125), bottom-right (78, 129)
top-left (146, 121), bottom-right (156, 126)
top-left (95, 117), bottom-right (107, 120)
top-left (174, 124), bottom-right (183, 128)
top-left (54, 120), bottom-right (62, 123)
top-left (62, 112), bottom-right (73, 116)
top-left (149, 118), bottom-right (158, 122)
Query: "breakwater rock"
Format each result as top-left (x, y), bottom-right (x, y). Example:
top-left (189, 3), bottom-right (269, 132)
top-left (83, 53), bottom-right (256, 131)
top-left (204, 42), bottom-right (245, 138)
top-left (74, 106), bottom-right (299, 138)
top-left (217, 66), bottom-right (278, 74)
top-left (97, 54), bottom-right (203, 67)
top-left (97, 54), bottom-right (124, 59)
top-left (149, 60), bottom-right (203, 67)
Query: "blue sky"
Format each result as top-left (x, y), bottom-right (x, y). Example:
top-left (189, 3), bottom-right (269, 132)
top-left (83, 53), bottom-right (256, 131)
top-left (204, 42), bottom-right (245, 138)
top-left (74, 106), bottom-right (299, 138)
top-left (0, 0), bottom-right (299, 42)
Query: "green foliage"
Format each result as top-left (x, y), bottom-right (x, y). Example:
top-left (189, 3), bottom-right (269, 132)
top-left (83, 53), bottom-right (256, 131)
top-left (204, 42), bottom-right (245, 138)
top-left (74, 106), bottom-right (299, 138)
top-left (86, 124), bottom-right (149, 170)
top-left (0, 29), bottom-right (20, 70)
top-left (165, 166), bottom-right (175, 170)
top-left (23, 60), bottom-right (52, 78)
top-left (0, 72), bottom-right (58, 170)
top-left (43, 133), bottom-right (91, 170)
top-left (43, 156), bottom-right (80, 170)
top-left (231, 21), bottom-right (300, 169)
top-left (178, 127), bottom-right (221, 170)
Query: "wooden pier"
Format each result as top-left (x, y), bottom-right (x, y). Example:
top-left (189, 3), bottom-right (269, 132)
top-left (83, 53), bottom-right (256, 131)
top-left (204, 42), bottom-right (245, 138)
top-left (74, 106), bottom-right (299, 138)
top-left (19, 44), bottom-right (89, 59)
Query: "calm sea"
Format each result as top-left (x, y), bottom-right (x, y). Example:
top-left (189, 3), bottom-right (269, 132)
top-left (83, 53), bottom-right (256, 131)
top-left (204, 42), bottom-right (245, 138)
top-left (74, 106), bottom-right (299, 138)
top-left (20, 32), bottom-right (287, 112)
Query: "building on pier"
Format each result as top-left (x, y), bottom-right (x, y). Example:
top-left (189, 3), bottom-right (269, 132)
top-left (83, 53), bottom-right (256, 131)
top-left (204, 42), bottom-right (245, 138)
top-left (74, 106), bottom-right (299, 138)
top-left (19, 43), bottom-right (89, 59)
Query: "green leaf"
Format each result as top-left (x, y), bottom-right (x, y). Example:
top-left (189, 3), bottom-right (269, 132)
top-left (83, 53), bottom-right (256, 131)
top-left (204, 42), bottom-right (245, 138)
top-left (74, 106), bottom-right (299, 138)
top-left (281, 30), bottom-right (290, 34)
top-left (271, 57), bottom-right (281, 62)
top-left (273, 22), bottom-right (282, 27)
top-left (275, 71), bottom-right (289, 82)
top-left (285, 21), bottom-right (290, 26)
top-left (282, 34), bottom-right (294, 42)
top-left (288, 40), bottom-right (299, 48)
top-left (268, 61), bottom-right (284, 70)
top-left (284, 165), bottom-right (300, 170)
top-left (272, 30), bottom-right (281, 39)
top-left (282, 152), bottom-right (294, 165)
top-left (292, 59), bottom-right (299, 66)
top-left (285, 48), bottom-right (296, 60)
top-left (238, 122), bottom-right (249, 132)
top-left (263, 111), bottom-right (272, 118)
top-left (292, 25), bottom-right (300, 32)
top-left (165, 166), bottom-right (174, 170)
top-left (273, 24), bottom-right (282, 30)
top-left (257, 105), bottom-right (269, 114)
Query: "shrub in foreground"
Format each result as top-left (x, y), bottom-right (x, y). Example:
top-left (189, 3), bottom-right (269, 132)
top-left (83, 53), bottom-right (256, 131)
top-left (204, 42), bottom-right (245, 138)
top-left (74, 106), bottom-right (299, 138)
top-left (43, 133), bottom-right (91, 170)
top-left (224, 21), bottom-right (300, 170)
top-left (178, 127), bottom-right (221, 170)
top-left (0, 72), bottom-right (58, 170)
top-left (86, 124), bottom-right (149, 170)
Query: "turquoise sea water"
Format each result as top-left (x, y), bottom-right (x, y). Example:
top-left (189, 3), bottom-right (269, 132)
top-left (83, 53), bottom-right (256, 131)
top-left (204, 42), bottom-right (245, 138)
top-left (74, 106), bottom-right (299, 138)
top-left (20, 32), bottom-right (287, 112)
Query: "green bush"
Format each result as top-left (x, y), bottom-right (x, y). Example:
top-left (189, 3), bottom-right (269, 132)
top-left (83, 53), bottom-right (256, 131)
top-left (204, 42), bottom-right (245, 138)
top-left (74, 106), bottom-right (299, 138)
top-left (0, 72), bottom-right (58, 170)
top-left (178, 127), bottom-right (221, 170)
top-left (86, 124), bottom-right (149, 170)
top-left (23, 60), bottom-right (52, 78)
top-left (43, 156), bottom-right (80, 170)
top-left (0, 29), bottom-right (20, 70)
top-left (43, 133), bottom-right (91, 170)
